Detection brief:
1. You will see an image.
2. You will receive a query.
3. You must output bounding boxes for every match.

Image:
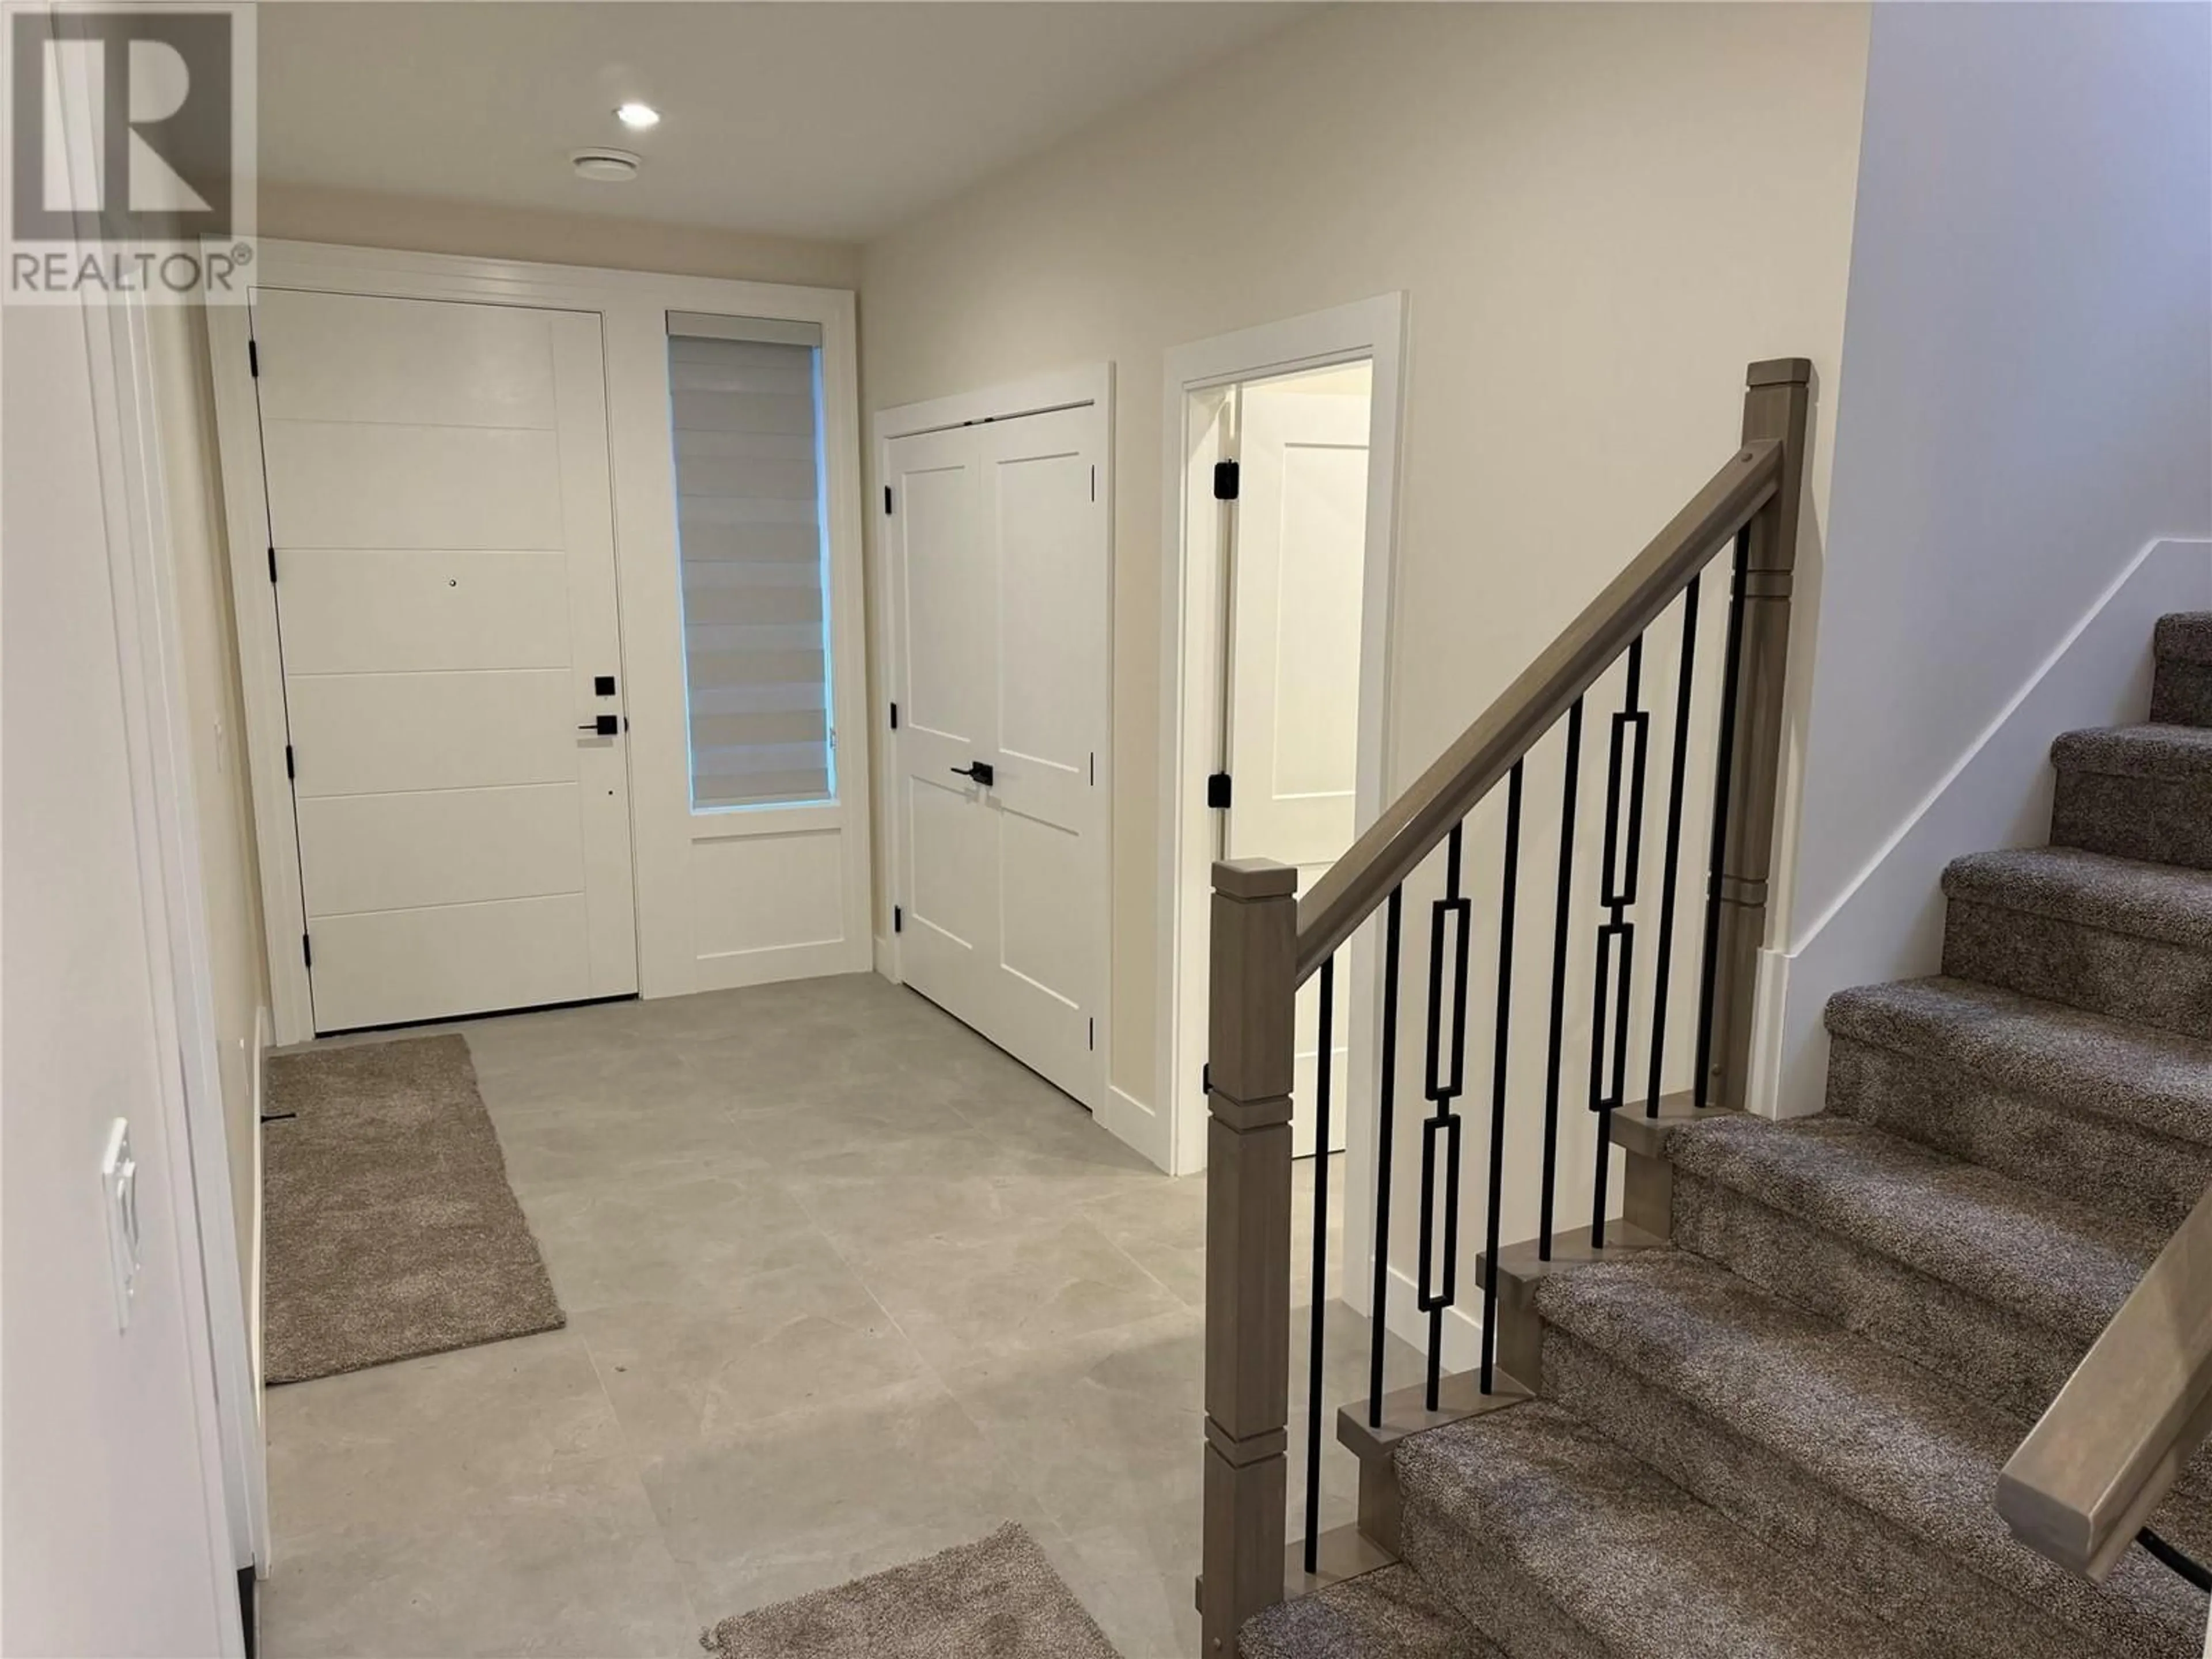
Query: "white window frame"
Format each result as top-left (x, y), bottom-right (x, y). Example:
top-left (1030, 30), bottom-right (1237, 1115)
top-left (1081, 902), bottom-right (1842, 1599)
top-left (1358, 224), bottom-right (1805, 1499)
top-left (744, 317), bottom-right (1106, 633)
top-left (1155, 296), bottom-right (1407, 1230)
top-left (207, 240), bottom-right (871, 1044)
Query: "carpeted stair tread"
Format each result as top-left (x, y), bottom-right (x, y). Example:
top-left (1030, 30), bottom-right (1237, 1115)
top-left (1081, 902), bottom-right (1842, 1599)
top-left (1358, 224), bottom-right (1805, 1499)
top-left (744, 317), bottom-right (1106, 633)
top-left (1395, 1401), bottom-right (1914, 1659)
top-left (1529, 1251), bottom-right (2209, 1656)
top-left (2152, 617), bottom-right (2212, 727)
top-left (1826, 976), bottom-right (2212, 1150)
top-left (2051, 725), bottom-right (2212, 869)
top-left (2052, 722), bottom-right (2212, 778)
top-left (1943, 846), bottom-right (2212, 950)
top-left (1667, 1113), bottom-right (2162, 1346)
top-left (1238, 1565), bottom-right (1504, 1659)
top-left (2156, 613), bottom-right (2212, 666)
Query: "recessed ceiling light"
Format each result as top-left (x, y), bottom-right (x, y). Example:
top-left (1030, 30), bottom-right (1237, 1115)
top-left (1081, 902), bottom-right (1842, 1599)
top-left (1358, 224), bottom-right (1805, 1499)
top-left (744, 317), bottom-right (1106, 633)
top-left (571, 148), bottom-right (641, 183)
top-left (615, 102), bottom-right (660, 131)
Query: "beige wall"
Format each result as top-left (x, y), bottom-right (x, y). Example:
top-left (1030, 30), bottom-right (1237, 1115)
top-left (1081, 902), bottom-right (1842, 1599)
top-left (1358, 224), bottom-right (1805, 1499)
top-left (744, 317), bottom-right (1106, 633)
top-left (149, 305), bottom-right (269, 1311)
top-left (261, 181), bottom-right (861, 289)
top-left (860, 1), bottom-right (1872, 1168)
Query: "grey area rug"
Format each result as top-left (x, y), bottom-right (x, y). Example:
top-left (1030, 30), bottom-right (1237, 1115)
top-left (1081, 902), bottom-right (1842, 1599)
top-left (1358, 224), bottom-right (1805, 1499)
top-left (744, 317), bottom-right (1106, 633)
top-left (700, 1524), bottom-right (1120, 1659)
top-left (263, 1035), bottom-right (563, 1384)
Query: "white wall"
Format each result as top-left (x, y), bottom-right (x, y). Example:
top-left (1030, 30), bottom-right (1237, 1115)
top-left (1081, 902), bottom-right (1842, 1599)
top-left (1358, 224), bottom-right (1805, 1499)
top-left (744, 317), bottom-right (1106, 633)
top-left (1774, 1), bottom-right (2212, 1114)
top-left (2, 306), bottom-right (240, 1655)
top-left (861, 1), bottom-right (1871, 1217)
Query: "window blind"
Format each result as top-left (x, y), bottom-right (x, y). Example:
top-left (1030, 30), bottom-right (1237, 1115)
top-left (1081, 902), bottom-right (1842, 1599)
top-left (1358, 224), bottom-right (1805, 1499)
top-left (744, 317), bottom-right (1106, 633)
top-left (667, 318), bottom-right (833, 809)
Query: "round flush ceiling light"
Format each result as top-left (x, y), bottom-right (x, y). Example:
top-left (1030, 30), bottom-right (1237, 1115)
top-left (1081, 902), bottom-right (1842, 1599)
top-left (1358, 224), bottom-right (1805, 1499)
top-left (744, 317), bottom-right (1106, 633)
top-left (571, 147), bottom-right (641, 183)
top-left (615, 101), bottom-right (661, 130)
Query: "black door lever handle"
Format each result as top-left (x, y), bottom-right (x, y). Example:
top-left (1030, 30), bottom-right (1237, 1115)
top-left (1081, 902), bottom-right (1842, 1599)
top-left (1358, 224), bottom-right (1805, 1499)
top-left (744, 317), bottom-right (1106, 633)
top-left (950, 761), bottom-right (995, 787)
top-left (578, 715), bottom-right (620, 736)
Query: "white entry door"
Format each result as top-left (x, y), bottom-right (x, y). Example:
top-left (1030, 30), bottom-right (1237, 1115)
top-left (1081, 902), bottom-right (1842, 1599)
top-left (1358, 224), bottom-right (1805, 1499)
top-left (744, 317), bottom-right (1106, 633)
top-left (252, 289), bottom-right (638, 1032)
top-left (1222, 365), bottom-right (1374, 1155)
top-left (886, 402), bottom-right (1109, 1107)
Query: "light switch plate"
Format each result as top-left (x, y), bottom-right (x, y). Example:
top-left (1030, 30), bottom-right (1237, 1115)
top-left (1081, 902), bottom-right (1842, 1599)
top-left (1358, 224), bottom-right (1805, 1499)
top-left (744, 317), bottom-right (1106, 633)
top-left (99, 1118), bottom-right (141, 1330)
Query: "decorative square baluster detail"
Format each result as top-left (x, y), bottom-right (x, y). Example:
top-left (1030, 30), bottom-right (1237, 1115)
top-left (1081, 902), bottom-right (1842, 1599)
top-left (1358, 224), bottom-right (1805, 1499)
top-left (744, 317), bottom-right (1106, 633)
top-left (1589, 918), bottom-right (1636, 1113)
top-left (1416, 1111), bottom-right (1464, 1314)
top-left (1603, 708), bottom-right (1652, 907)
top-left (1425, 893), bottom-right (1473, 1103)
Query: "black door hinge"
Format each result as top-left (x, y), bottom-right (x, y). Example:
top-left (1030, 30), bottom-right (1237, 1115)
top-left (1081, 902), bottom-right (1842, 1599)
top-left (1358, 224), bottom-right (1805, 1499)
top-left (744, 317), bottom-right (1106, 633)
top-left (893, 904), bottom-right (903, 934)
top-left (889, 701), bottom-right (899, 730)
top-left (1202, 1060), bottom-right (1212, 1095)
top-left (301, 933), bottom-right (312, 968)
top-left (1213, 459), bottom-right (1240, 501)
top-left (248, 339), bottom-right (259, 378)
top-left (285, 744), bottom-right (296, 781)
top-left (884, 486), bottom-right (893, 515)
top-left (1206, 772), bottom-right (1232, 810)
top-left (266, 546), bottom-right (277, 584)
top-left (1088, 1017), bottom-right (1095, 1051)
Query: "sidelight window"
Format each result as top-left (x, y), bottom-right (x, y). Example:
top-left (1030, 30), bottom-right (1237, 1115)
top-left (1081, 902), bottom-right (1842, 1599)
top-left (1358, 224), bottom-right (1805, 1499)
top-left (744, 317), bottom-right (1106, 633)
top-left (666, 312), bottom-right (835, 809)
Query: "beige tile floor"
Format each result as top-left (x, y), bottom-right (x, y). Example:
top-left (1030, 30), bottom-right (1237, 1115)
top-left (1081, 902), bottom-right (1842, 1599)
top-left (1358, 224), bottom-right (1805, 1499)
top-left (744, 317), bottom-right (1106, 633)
top-left (261, 974), bottom-right (1418, 1659)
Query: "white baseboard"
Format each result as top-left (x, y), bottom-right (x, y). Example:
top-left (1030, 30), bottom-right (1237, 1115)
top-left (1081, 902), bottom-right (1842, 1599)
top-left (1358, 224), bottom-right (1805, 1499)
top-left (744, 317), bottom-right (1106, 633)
top-left (1099, 1082), bottom-right (1175, 1174)
top-left (872, 933), bottom-right (898, 982)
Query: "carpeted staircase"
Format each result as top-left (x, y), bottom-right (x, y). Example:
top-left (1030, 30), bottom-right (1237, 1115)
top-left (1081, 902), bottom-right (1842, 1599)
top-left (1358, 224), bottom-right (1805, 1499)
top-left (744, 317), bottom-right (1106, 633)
top-left (1243, 613), bottom-right (2212, 1657)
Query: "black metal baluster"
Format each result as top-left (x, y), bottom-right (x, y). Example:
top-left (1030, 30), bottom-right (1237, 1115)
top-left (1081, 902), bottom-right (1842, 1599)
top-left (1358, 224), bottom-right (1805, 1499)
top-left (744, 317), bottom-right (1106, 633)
top-left (1367, 886), bottom-right (1403, 1427)
top-left (1479, 763), bottom-right (1522, 1394)
top-left (1538, 699), bottom-right (1583, 1261)
top-left (1589, 639), bottom-right (1649, 1248)
top-left (1694, 530), bottom-right (1751, 1108)
top-left (1302, 955), bottom-right (1335, 1577)
top-left (1645, 578), bottom-right (1700, 1118)
top-left (1417, 830), bottom-right (1472, 1412)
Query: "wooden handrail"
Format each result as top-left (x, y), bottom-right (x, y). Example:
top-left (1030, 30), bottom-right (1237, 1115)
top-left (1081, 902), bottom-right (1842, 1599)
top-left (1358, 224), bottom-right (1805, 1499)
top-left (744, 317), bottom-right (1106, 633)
top-left (1293, 439), bottom-right (1782, 984)
top-left (1998, 1183), bottom-right (2212, 1582)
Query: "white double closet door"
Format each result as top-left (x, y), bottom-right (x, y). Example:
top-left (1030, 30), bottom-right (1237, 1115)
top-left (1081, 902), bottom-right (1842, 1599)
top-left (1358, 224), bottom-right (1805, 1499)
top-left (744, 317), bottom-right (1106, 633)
top-left (1221, 368), bottom-right (1373, 1157)
top-left (252, 288), bottom-right (638, 1032)
top-left (887, 406), bottom-right (1108, 1107)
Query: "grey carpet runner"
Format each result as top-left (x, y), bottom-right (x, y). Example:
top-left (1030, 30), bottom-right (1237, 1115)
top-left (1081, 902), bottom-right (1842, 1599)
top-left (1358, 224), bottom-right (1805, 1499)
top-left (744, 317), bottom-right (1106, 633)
top-left (1244, 613), bottom-right (2212, 1657)
top-left (263, 1034), bottom-right (563, 1383)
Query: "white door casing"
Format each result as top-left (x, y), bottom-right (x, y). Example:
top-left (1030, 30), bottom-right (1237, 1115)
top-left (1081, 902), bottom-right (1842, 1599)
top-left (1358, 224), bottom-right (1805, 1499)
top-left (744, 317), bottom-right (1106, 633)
top-left (252, 289), bottom-right (637, 1032)
top-left (881, 371), bottom-right (1112, 1112)
top-left (1224, 367), bottom-right (1374, 1156)
top-left (1157, 295), bottom-right (1404, 1214)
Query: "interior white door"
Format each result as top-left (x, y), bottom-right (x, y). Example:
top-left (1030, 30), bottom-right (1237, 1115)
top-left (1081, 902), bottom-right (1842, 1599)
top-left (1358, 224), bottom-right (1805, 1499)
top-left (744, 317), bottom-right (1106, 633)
top-left (1224, 367), bottom-right (1373, 1155)
top-left (888, 406), bottom-right (1108, 1106)
top-left (252, 288), bottom-right (637, 1032)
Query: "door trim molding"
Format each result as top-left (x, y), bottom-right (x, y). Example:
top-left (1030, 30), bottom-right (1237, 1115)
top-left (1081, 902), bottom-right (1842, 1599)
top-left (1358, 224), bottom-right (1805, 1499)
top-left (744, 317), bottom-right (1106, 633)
top-left (75, 285), bottom-right (256, 1649)
top-left (872, 365), bottom-right (1115, 1122)
top-left (1155, 295), bottom-right (1407, 1206)
top-left (207, 239), bottom-right (872, 1041)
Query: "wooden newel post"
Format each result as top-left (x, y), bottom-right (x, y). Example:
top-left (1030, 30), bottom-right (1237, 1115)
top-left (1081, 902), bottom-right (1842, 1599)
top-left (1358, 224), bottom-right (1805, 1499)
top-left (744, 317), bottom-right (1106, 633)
top-left (1707, 357), bottom-right (1813, 1111)
top-left (1199, 857), bottom-right (1299, 1656)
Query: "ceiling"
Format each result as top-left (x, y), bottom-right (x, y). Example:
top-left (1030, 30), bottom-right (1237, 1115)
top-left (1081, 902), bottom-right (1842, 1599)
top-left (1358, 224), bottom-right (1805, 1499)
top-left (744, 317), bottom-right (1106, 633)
top-left (259, 3), bottom-right (1311, 244)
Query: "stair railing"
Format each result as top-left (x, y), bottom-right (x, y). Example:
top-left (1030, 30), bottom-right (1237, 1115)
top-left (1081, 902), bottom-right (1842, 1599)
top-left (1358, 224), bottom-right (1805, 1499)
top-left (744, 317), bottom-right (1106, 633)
top-left (1197, 358), bottom-right (1813, 1655)
top-left (1998, 1181), bottom-right (2212, 1590)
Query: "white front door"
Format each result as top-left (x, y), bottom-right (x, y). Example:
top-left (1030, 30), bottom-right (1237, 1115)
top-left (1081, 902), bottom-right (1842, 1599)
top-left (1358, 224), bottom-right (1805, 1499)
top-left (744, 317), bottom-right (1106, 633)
top-left (1222, 365), bottom-right (1374, 1154)
top-left (252, 289), bottom-right (638, 1032)
top-left (887, 404), bottom-right (1108, 1107)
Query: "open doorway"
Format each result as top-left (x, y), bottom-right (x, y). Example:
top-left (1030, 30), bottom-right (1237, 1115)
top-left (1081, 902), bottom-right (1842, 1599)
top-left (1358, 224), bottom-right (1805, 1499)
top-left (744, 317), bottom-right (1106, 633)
top-left (1211, 361), bottom-right (1374, 1156)
top-left (1155, 296), bottom-right (1403, 1207)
